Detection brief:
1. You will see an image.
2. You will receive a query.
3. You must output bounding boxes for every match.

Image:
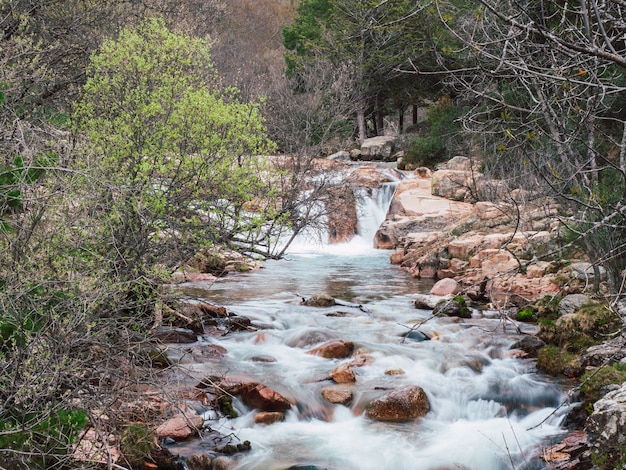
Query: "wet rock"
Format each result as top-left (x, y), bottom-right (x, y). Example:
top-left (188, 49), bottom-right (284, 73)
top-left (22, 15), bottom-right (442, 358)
top-left (288, 329), bottom-right (336, 348)
top-left (155, 412), bottom-right (204, 441)
top-left (250, 355), bottom-right (277, 363)
top-left (400, 329), bottom-right (430, 342)
top-left (433, 297), bottom-right (471, 318)
top-left (511, 335), bottom-right (546, 358)
top-left (414, 293), bottom-right (452, 310)
top-left (239, 383), bottom-right (292, 412)
top-left (384, 368), bottom-right (406, 376)
top-left (430, 278), bottom-right (460, 296)
top-left (541, 430), bottom-right (591, 470)
top-left (307, 340), bottom-right (355, 359)
top-left (254, 411), bottom-right (285, 425)
top-left (321, 387), bottom-right (353, 406)
top-left (153, 327), bottom-right (197, 343)
top-left (330, 363), bottom-right (356, 383)
top-left (585, 383), bottom-right (626, 468)
top-left (304, 293), bottom-right (336, 307)
top-left (186, 453), bottom-right (212, 470)
top-left (212, 456), bottom-right (236, 470)
top-left (365, 385), bottom-right (430, 422)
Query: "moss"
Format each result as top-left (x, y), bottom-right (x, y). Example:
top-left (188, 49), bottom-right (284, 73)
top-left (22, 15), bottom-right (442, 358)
top-left (536, 345), bottom-right (581, 377)
top-left (217, 395), bottom-right (239, 418)
top-left (537, 301), bottom-right (621, 353)
top-left (516, 306), bottom-right (535, 322)
top-left (581, 363), bottom-right (626, 405)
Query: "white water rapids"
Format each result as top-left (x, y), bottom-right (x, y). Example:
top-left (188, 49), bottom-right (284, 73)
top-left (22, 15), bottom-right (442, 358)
top-left (173, 180), bottom-right (570, 470)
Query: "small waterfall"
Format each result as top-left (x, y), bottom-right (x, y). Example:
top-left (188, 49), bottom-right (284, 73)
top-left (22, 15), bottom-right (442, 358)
top-left (355, 182), bottom-right (397, 245)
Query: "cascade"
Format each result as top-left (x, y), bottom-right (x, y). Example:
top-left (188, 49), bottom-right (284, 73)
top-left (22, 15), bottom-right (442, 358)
top-left (170, 165), bottom-right (569, 470)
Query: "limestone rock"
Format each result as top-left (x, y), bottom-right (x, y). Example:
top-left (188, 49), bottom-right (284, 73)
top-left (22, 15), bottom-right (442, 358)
top-left (585, 383), bottom-right (626, 468)
top-left (360, 136), bottom-right (395, 161)
top-left (365, 385), bottom-right (430, 422)
top-left (307, 340), bottom-right (355, 359)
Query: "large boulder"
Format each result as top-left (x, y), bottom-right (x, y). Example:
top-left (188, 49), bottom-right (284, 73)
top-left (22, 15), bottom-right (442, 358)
top-left (430, 278), bottom-right (460, 296)
top-left (359, 136), bottom-right (395, 161)
top-left (585, 383), bottom-right (626, 468)
top-left (365, 385), bottom-right (430, 422)
top-left (330, 363), bottom-right (356, 383)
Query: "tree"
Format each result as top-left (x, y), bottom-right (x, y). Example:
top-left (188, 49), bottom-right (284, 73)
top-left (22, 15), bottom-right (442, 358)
top-left (284, 0), bottom-right (440, 142)
top-left (435, 0), bottom-right (626, 299)
top-left (74, 17), bottom-right (280, 283)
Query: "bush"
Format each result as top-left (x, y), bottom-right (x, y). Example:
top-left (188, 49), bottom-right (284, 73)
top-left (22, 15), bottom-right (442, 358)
top-left (581, 362), bottom-right (626, 405)
top-left (403, 97), bottom-right (462, 168)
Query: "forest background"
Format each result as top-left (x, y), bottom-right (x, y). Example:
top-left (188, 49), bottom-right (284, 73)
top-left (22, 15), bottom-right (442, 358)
top-left (1, 0), bottom-right (625, 467)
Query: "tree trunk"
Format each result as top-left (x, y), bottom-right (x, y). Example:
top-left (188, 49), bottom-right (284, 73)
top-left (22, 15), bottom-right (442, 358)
top-left (399, 108), bottom-right (404, 133)
top-left (357, 109), bottom-right (367, 143)
top-left (412, 105), bottom-right (418, 125)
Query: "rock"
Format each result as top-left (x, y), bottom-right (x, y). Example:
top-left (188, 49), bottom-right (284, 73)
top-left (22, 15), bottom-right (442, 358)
top-left (239, 383), bottom-right (292, 412)
top-left (321, 387), bottom-right (353, 406)
top-left (304, 293), bottom-right (336, 307)
top-left (511, 335), bottom-right (546, 357)
top-left (212, 456), bottom-right (236, 470)
top-left (186, 454), bottom-right (212, 470)
top-left (254, 411), bottom-right (285, 425)
top-left (558, 294), bottom-right (589, 317)
top-left (326, 187), bottom-right (358, 243)
top-left (365, 385), bottom-right (430, 422)
top-left (569, 262), bottom-right (606, 282)
top-left (433, 297), bottom-right (471, 318)
top-left (400, 329), bottom-right (430, 342)
top-left (446, 156), bottom-right (473, 171)
top-left (153, 327), bottom-right (197, 343)
top-left (307, 340), bottom-right (355, 359)
top-left (582, 335), bottom-right (626, 367)
top-left (585, 383), bottom-right (626, 468)
top-left (360, 136), bottom-right (395, 160)
top-left (330, 363), bottom-right (356, 383)
top-left (414, 293), bottom-right (452, 310)
top-left (542, 430), bottom-right (591, 469)
top-left (430, 278), bottom-right (460, 296)
top-left (327, 150), bottom-right (350, 160)
top-left (384, 368), bottom-right (406, 375)
top-left (155, 412), bottom-right (204, 441)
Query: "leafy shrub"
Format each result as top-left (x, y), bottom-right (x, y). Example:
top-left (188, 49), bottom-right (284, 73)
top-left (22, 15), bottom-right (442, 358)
top-left (403, 97), bottom-right (462, 168)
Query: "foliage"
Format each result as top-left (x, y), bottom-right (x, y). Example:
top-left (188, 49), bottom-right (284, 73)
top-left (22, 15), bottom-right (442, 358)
top-left (0, 408), bottom-right (88, 468)
top-left (73, 17), bottom-right (279, 283)
top-left (120, 424), bottom-right (156, 468)
top-left (404, 98), bottom-right (462, 167)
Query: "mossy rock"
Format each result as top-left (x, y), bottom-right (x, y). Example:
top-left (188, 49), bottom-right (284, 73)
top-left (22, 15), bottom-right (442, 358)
top-left (433, 296), bottom-right (471, 318)
top-left (537, 301), bottom-right (621, 353)
top-left (515, 306), bottom-right (535, 322)
top-left (581, 362), bottom-right (626, 405)
top-left (537, 345), bottom-right (583, 377)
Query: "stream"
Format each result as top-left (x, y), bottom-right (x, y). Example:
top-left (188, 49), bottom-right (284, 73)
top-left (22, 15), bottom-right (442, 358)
top-left (171, 178), bottom-right (570, 470)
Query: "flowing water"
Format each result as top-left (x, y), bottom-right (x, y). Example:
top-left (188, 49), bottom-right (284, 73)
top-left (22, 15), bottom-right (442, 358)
top-left (172, 177), bottom-right (569, 470)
